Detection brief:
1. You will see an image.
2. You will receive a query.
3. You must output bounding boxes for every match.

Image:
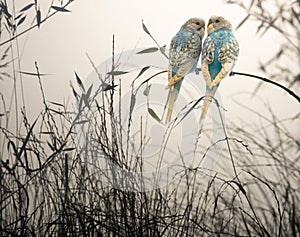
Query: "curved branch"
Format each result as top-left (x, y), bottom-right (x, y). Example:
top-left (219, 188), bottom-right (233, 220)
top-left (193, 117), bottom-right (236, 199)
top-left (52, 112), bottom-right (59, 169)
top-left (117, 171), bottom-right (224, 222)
top-left (230, 71), bottom-right (300, 103)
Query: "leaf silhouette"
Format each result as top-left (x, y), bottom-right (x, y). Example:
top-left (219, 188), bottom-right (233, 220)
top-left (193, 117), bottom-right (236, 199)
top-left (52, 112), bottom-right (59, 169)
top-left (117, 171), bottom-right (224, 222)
top-left (129, 93), bottom-right (136, 121)
top-left (148, 108), bottom-right (161, 123)
top-left (17, 15), bottom-right (26, 26)
top-left (107, 70), bottom-right (128, 76)
top-left (137, 48), bottom-right (158, 54)
top-left (142, 20), bottom-right (150, 35)
top-left (75, 72), bottom-right (85, 92)
top-left (20, 3), bottom-right (35, 12)
top-left (83, 85), bottom-right (93, 109)
top-left (51, 6), bottom-right (71, 12)
top-left (134, 66), bottom-right (150, 79)
top-left (85, 84), bottom-right (93, 100)
top-left (36, 9), bottom-right (41, 28)
top-left (17, 71), bottom-right (49, 76)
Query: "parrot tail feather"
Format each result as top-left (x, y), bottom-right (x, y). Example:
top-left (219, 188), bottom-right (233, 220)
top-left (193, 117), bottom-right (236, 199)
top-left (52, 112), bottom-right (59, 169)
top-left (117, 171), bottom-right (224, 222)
top-left (199, 88), bottom-right (217, 131)
top-left (165, 88), bottom-right (179, 124)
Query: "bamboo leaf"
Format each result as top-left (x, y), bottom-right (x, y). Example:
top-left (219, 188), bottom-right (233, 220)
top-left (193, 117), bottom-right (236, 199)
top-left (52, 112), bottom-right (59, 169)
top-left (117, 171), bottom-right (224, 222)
top-left (85, 84), bottom-right (93, 100)
top-left (17, 15), bottom-right (26, 26)
top-left (137, 48), bottom-right (158, 54)
top-left (75, 72), bottom-right (85, 92)
top-left (5, 17), bottom-right (13, 29)
top-left (20, 3), bottom-right (35, 12)
top-left (17, 71), bottom-right (49, 77)
top-left (129, 94), bottom-right (136, 120)
top-left (107, 70), bottom-right (128, 76)
top-left (148, 108), bottom-right (161, 123)
top-left (135, 66), bottom-right (150, 80)
top-left (142, 20), bottom-right (150, 35)
top-left (36, 9), bottom-right (41, 28)
top-left (15, 14), bottom-right (24, 20)
top-left (51, 6), bottom-right (71, 12)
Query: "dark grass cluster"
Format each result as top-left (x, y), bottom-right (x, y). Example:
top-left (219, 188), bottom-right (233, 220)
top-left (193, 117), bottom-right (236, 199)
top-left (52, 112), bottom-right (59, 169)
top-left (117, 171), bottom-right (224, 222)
top-left (1, 86), bottom-right (299, 236)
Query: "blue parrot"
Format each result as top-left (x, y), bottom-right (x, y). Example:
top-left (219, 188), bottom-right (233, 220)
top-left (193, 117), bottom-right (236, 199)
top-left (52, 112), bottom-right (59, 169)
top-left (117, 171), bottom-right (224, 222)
top-left (165, 17), bottom-right (205, 123)
top-left (200, 15), bottom-right (239, 128)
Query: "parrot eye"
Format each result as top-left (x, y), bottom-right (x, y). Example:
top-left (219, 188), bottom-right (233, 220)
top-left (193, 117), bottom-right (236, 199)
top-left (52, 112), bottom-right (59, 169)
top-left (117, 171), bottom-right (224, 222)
top-left (215, 19), bottom-right (220, 23)
top-left (196, 22), bottom-right (200, 25)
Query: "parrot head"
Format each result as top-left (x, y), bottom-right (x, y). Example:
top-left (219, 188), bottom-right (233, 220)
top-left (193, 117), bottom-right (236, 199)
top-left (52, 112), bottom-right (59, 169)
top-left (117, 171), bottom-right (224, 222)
top-left (207, 16), bottom-right (232, 34)
top-left (181, 18), bottom-right (206, 37)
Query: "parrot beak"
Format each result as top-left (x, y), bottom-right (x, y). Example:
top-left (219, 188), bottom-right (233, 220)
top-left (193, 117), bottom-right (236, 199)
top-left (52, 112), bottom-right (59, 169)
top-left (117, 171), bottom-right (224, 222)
top-left (207, 19), bottom-right (212, 26)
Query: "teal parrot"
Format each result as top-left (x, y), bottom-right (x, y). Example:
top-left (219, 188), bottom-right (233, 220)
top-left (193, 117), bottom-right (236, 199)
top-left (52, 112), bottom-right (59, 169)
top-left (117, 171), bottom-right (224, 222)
top-left (165, 17), bottom-right (205, 123)
top-left (200, 15), bottom-right (239, 128)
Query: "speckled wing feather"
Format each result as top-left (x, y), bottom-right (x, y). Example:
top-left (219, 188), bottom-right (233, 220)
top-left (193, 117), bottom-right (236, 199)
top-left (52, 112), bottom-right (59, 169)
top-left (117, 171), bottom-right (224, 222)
top-left (167, 30), bottom-right (202, 89)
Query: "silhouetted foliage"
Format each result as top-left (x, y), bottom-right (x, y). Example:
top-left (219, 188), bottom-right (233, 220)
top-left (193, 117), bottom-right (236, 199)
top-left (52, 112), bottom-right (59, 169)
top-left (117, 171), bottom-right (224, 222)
top-left (0, 1), bottom-right (299, 236)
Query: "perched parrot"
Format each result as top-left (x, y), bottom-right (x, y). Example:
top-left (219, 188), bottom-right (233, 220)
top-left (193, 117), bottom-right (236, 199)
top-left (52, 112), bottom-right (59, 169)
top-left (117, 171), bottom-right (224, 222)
top-left (200, 15), bottom-right (239, 129)
top-left (165, 17), bottom-right (205, 123)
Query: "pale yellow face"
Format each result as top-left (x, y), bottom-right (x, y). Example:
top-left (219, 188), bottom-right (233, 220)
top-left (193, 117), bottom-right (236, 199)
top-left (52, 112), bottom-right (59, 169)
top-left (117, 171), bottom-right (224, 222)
top-left (181, 18), bottom-right (206, 37)
top-left (207, 15), bottom-right (232, 34)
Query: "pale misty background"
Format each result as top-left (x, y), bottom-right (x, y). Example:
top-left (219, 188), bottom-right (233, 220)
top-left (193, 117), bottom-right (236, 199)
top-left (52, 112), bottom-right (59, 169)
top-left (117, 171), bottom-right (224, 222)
top-left (2, 0), bottom-right (298, 139)
top-left (1, 1), bottom-right (300, 235)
